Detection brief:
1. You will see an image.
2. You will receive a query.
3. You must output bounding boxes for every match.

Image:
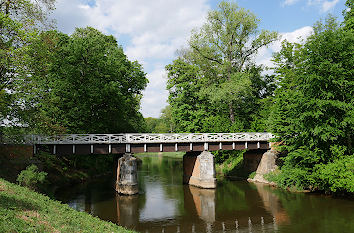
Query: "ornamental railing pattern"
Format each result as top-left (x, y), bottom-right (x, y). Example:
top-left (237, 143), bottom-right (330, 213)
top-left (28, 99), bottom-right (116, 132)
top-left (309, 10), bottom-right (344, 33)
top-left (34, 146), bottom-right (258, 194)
top-left (2, 133), bottom-right (273, 145)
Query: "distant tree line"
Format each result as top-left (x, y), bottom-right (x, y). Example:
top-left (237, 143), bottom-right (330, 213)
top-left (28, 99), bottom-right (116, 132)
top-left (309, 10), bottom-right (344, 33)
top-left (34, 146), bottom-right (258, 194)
top-left (144, 105), bottom-right (175, 133)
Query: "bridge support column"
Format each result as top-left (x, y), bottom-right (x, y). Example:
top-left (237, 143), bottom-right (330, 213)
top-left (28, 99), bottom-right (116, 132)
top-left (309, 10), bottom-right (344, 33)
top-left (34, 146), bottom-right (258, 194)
top-left (115, 153), bottom-right (139, 195)
top-left (183, 151), bottom-right (216, 188)
top-left (247, 149), bottom-right (278, 184)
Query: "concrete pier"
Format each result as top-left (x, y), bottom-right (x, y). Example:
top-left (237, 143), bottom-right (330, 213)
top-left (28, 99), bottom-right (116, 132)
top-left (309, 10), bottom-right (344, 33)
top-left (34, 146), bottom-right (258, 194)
top-left (115, 153), bottom-right (139, 195)
top-left (248, 150), bottom-right (278, 184)
top-left (183, 151), bottom-right (216, 188)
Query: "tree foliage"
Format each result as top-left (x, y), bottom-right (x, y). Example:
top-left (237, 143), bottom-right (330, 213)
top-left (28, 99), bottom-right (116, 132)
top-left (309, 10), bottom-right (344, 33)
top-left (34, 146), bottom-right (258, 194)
top-left (144, 105), bottom-right (175, 133)
top-left (166, 1), bottom-right (278, 134)
top-left (15, 27), bottom-right (148, 134)
top-left (0, 0), bottom-right (55, 127)
top-left (269, 15), bottom-right (354, 193)
top-left (343, 0), bottom-right (354, 30)
top-left (189, 1), bottom-right (278, 123)
top-left (17, 164), bottom-right (47, 190)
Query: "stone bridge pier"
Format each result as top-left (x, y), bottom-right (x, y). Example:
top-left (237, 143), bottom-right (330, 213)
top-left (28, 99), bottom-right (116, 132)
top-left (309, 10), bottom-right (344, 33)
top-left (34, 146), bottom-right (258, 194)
top-left (183, 151), bottom-right (216, 189)
top-left (116, 150), bottom-right (217, 195)
top-left (115, 153), bottom-right (139, 195)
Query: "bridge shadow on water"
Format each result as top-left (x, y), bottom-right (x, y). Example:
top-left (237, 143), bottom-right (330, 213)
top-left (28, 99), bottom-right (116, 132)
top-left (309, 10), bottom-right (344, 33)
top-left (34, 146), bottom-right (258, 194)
top-left (55, 154), bottom-right (354, 233)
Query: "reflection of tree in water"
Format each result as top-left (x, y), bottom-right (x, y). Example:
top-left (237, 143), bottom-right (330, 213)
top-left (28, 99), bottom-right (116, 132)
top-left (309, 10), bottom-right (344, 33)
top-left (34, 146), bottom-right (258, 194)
top-left (138, 155), bottom-right (185, 215)
top-left (268, 187), bottom-right (354, 233)
top-left (216, 180), bottom-right (248, 212)
top-left (138, 155), bottom-right (183, 184)
top-left (58, 155), bottom-right (354, 233)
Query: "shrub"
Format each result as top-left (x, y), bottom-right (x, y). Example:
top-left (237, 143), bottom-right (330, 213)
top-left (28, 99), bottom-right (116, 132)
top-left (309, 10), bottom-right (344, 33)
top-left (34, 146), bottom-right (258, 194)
top-left (17, 164), bottom-right (47, 190)
top-left (312, 155), bottom-right (354, 193)
top-left (265, 165), bottom-right (313, 191)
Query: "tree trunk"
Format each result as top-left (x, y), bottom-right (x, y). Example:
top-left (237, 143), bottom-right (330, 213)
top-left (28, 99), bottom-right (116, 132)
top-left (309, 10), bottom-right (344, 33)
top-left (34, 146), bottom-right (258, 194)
top-left (227, 58), bottom-right (235, 124)
top-left (229, 102), bottom-right (235, 124)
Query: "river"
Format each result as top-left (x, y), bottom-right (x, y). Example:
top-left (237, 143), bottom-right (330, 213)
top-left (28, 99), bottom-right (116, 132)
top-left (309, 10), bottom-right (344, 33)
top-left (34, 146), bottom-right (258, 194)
top-left (55, 154), bottom-right (354, 233)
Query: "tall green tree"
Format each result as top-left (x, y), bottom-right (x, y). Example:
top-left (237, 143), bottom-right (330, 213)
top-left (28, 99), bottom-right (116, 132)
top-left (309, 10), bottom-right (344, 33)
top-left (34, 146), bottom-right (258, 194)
top-left (0, 0), bottom-right (55, 90)
top-left (17, 28), bottom-right (148, 134)
top-left (166, 58), bottom-right (209, 132)
top-left (0, 0), bottom-right (55, 129)
top-left (189, 1), bottom-right (278, 124)
top-left (166, 1), bottom-right (278, 133)
top-left (270, 16), bottom-right (354, 192)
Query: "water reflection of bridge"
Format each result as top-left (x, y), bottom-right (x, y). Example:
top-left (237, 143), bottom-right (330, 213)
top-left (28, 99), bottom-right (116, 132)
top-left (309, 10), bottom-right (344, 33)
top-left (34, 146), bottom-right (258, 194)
top-left (61, 155), bottom-right (288, 233)
top-left (113, 182), bottom-right (288, 233)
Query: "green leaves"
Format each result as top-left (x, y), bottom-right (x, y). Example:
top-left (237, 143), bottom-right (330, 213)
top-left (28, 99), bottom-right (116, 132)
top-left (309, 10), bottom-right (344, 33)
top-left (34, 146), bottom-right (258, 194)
top-left (270, 15), bottom-right (354, 193)
top-left (15, 27), bottom-right (147, 134)
top-left (16, 165), bottom-right (47, 190)
top-left (166, 1), bottom-right (277, 133)
top-left (201, 72), bottom-right (252, 104)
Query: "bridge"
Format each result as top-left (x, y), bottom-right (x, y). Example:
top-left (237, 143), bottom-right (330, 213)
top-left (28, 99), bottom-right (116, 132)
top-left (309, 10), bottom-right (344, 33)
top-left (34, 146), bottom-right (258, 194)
top-left (22, 132), bottom-right (273, 155)
top-left (2, 132), bottom-right (276, 195)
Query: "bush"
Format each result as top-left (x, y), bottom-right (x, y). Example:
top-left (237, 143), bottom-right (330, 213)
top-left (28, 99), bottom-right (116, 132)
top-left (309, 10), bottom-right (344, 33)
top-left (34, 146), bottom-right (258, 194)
top-left (266, 154), bottom-right (354, 194)
top-left (312, 155), bottom-right (354, 193)
top-left (265, 166), bottom-right (313, 191)
top-left (16, 164), bottom-right (47, 190)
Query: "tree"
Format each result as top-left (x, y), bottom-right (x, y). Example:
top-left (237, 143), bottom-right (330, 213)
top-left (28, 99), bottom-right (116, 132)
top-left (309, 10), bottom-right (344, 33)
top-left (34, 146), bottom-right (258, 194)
top-left (343, 0), bottom-right (353, 30)
top-left (166, 58), bottom-right (209, 132)
top-left (0, 0), bottom-right (55, 129)
top-left (166, 1), bottom-right (278, 133)
top-left (16, 27), bottom-right (148, 134)
top-left (189, 1), bottom-right (278, 124)
top-left (159, 105), bottom-right (175, 133)
top-left (0, 0), bottom-right (55, 90)
top-left (269, 16), bottom-right (354, 192)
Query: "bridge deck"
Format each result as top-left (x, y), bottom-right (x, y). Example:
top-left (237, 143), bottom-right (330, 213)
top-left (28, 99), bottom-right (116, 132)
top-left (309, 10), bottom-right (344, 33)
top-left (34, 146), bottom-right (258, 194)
top-left (2, 133), bottom-right (273, 155)
top-left (26, 133), bottom-right (273, 144)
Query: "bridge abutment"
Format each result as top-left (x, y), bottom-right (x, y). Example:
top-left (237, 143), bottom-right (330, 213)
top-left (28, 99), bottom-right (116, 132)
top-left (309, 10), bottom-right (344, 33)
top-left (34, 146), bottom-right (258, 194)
top-left (115, 153), bottom-right (139, 195)
top-left (183, 151), bottom-right (217, 189)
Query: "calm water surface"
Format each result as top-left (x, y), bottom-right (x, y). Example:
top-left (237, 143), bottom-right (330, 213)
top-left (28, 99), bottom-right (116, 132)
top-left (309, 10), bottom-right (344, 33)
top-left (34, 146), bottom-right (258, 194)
top-left (56, 154), bottom-right (354, 233)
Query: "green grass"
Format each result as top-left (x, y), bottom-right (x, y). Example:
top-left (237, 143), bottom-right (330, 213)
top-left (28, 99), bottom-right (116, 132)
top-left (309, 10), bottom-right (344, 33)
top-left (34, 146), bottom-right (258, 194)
top-left (0, 178), bottom-right (135, 233)
top-left (215, 152), bottom-right (254, 179)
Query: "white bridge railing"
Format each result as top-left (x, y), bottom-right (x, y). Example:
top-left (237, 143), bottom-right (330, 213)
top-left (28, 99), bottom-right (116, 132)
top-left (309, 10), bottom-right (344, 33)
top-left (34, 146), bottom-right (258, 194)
top-left (8, 133), bottom-right (274, 145)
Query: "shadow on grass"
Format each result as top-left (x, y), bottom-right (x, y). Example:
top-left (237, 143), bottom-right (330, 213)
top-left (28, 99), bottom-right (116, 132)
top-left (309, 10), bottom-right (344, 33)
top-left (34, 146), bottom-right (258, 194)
top-left (0, 192), bottom-right (39, 212)
top-left (223, 162), bottom-right (254, 180)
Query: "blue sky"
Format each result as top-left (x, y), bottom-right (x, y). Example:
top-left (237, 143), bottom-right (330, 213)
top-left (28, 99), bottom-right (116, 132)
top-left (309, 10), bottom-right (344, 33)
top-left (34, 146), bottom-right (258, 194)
top-left (52, 0), bottom-right (347, 118)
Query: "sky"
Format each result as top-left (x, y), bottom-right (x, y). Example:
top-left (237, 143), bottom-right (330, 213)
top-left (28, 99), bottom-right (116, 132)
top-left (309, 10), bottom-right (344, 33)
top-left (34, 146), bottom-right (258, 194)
top-left (52, 0), bottom-right (347, 118)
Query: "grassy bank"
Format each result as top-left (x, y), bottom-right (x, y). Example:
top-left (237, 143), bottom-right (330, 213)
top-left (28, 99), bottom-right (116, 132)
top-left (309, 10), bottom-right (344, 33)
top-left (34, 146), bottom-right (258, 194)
top-left (0, 178), bottom-right (134, 233)
top-left (0, 150), bottom-right (117, 196)
top-left (135, 152), bottom-right (185, 158)
top-left (215, 151), bottom-right (255, 180)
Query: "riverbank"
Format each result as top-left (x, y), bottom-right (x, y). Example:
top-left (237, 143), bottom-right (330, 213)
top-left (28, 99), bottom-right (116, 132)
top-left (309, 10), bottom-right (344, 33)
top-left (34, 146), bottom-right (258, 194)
top-left (0, 149), bottom-right (117, 196)
top-left (0, 178), bottom-right (135, 233)
top-left (215, 151), bottom-right (255, 180)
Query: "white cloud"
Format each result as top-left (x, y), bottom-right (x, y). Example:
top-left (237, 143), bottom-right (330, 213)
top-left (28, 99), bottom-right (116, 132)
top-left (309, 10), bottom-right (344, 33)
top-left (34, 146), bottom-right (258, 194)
top-left (256, 26), bottom-right (313, 69)
top-left (320, 0), bottom-right (340, 12)
top-left (283, 0), bottom-right (300, 6)
top-left (140, 66), bottom-right (169, 117)
top-left (283, 0), bottom-right (340, 12)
